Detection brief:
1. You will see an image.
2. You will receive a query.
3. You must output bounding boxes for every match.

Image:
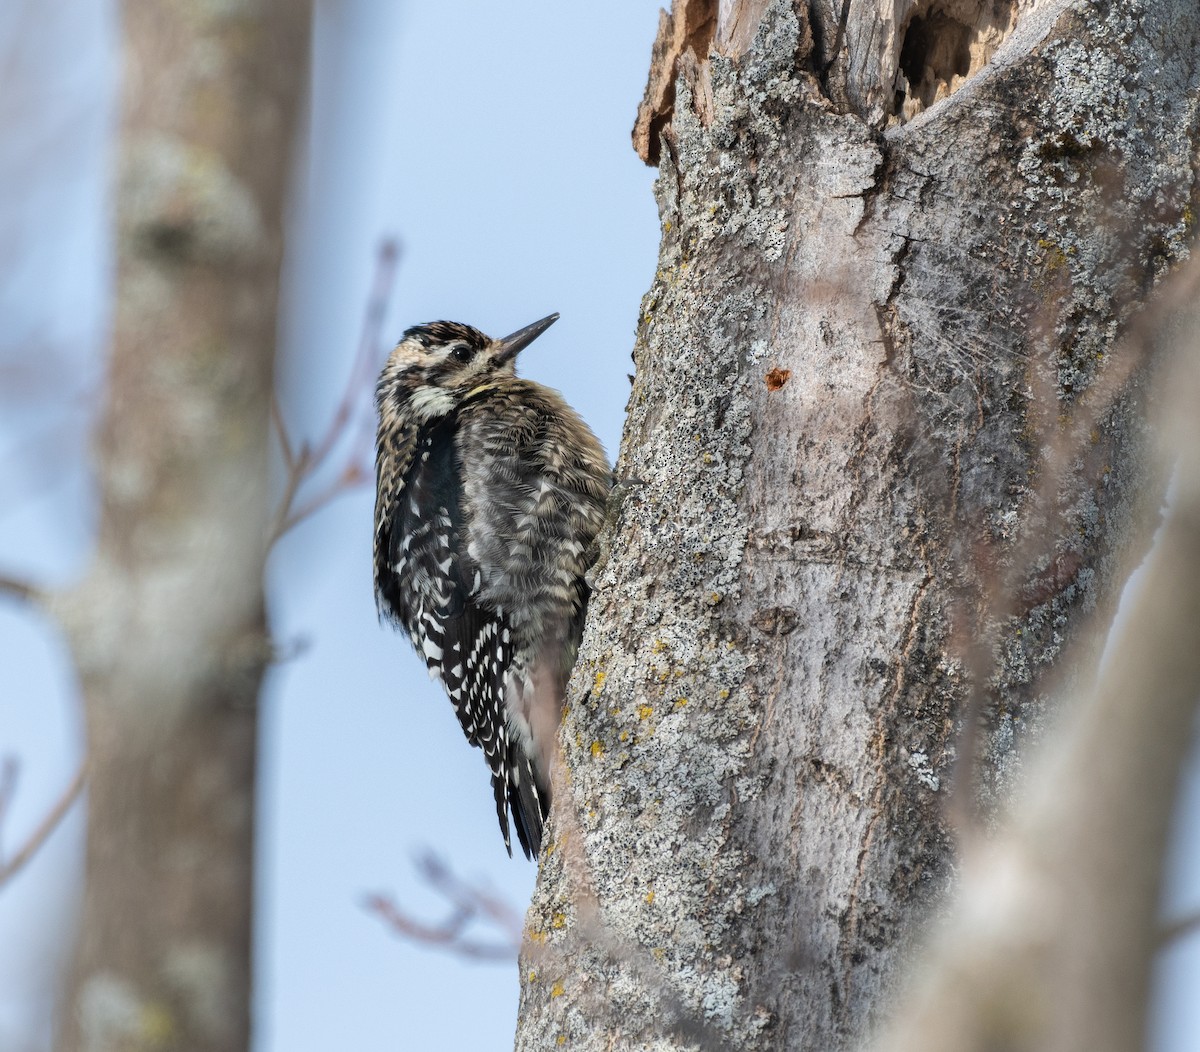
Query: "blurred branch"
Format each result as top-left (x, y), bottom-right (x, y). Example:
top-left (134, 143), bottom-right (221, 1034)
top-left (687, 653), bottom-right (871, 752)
top-left (365, 851), bottom-right (523, 961)
top-left (270, 238), bottom-right (399, 543)
top-left (0, 762), bottom-right (85, 889)
top-left (871, 254), bottom-right (1200, 1052)
top-left (944, 253), bottom-right (1200, 840)
top-left (0, 573), bottom-right (42, 606)
top-left (0, 756), bottom-right (17, 835)
top-left (1160, 910), bottom-right (1200, 949)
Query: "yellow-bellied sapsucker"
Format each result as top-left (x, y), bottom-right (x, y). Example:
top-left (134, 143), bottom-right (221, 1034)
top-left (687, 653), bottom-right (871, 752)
top-left (374, 314), bottom-right (610, 858)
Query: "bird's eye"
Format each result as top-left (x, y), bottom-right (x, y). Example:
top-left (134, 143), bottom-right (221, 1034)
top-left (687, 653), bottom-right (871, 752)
top-left (451, 345), bottom-right (474, 364)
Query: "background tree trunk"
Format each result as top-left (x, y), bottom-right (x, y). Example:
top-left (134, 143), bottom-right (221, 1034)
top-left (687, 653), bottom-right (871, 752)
top-left (517, 0), bottom-right (1200, 1049)
top-left (52, 3), bottom-right (310, 1050)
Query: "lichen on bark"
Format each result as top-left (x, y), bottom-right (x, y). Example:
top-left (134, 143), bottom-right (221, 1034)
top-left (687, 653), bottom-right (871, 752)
top-left (517, 0), bottom-right (1199, 1048)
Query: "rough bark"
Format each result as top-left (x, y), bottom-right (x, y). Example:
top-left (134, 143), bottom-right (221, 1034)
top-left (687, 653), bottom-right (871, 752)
top-left (517, 0), bottom-right (1199, 1049)
top-left (51, 3), bottom-right (310, 1051)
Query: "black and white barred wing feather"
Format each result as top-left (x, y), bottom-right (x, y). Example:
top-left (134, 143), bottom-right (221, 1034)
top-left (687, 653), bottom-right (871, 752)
top-left (373, 416), bottom-right (545, 858)
top-left (457, 387), bottom-right (609, 805)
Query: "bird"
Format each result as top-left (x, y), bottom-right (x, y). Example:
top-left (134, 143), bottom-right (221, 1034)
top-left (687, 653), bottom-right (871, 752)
top-left (373, 313), bottom-right (610, 858)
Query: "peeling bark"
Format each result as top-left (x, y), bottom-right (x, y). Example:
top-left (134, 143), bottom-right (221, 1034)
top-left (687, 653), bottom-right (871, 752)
top-left (518, 0), bottom-right (1200, 1049)
top-left (633, 0), bottom-right (719, 166)
top-left (53, 4), bottom-right (310, 1051)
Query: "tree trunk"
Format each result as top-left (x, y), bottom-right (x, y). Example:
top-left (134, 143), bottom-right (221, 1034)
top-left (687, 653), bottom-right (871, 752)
top-left (53, 3), bottom-right (309, 1050)
top-left (516, 0), bottom-right (1200, 1049)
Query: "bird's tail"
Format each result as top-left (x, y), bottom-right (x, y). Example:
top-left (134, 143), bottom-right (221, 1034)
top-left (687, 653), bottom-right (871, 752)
top-left (503, 739), bottom-right (549, 860)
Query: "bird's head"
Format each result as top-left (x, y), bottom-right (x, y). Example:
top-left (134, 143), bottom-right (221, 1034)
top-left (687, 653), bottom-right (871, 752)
top-left (377, 313), bottom-right (559, 425)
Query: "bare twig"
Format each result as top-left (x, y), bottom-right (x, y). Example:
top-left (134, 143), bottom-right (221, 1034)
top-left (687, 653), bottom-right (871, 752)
top-left (269, 238), bottom-right (399, 543)
top-left (415, 852), bottom-right (525, 943)
top-left (365, 849), bottom-right (523, 961)
top-left (0, 763), bottom-right (86, 889)
top-left (273, 462), bottom-right (372, 539)
top-left (271, 395), bottom-right (297, 474)
top-left (1159, 909), bottom-right (1200, 949)
top-left (0, 756), bottom-right (18, 843)
top-left (0, 573), bottom-right (41, 605)
top-left (303, 239), bottom-right (398, 475)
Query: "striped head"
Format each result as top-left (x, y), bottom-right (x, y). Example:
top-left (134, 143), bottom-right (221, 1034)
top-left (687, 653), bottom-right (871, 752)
top-left (376, 314), bottom-right (559, 428)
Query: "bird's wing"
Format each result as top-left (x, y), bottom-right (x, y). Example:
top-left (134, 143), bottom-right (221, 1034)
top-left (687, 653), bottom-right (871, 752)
top-left (456, 388), bottom-right (609, 669)
top-left (374, 415), bottom-right (541, 856)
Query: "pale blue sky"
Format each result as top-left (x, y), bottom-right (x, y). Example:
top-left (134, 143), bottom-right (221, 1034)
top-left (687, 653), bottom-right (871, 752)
top-left (1, 3), bottom-right (1199, 1050)
top-left (263, 3), bottom-right (661, 1048)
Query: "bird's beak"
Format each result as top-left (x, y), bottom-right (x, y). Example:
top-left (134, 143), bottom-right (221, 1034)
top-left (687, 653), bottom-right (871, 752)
top-left (493, 313), bottom-right (559, 365)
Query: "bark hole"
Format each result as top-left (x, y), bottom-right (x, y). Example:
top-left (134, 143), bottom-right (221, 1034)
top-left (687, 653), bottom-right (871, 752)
top-left (892, 0), bottom-right (1018, 122)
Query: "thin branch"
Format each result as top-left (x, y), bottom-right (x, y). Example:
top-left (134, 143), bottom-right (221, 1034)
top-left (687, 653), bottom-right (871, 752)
top-left (274, 463), bottom-right (371, 539)
top-left (0, 757), bottom-right (18, 842)
top-left (271, 395), bottom-right (298, 474)
top-left (0, 763), bottom-right (86, 889)
top-left (269, 238), bottom-right (398, 544)
top-left (365, 850), bottom-right (523, 961)
top-left (0, 573), bottom-right (41, 605)
top-left (305, 238), bottom-right (398, 474)
top-left (416, 852), bottom-right (524, 943)
top-left (1159, 909), bottom-right (1200, 948)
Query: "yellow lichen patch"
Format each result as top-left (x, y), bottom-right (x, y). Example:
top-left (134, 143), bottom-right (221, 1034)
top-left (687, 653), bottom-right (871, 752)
top-left (528, 969), bottom-right (539, 982)
top-left (709, 592), bottom-right (723, 605)
top-left (551, 912), bottom-right (567, 930)
top-left (527, 930), bottom-right (547, 944)
top-left (557, 1036), bottom-right (567, 1046)
top-left (590, 740), bottom-right (604, 758)
top-left (618, 730), bottom-right (629, 742)
top-left (637, 704), bottom-right (653, 720)
top-left (593, 670), bottom-right (607, 692)
top-left (652, 639), bottom-right (668, 654)
top-left (1036, 237), bottom-right (1070, 275)
top-left (652, 947), bottom-right (666, 961)
top-left (717, 688), bottom-right (731, 700)
top-left (645, 890), bottom-right (656, 905)
top-left (674, 697), bottom-right (689, 709)
top-left (551, 981), bottom-right (565, 999)
top-left (140, 1002), bottom-right (175, 1045)
top-left (702, 452), bottom-right (715, 465)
